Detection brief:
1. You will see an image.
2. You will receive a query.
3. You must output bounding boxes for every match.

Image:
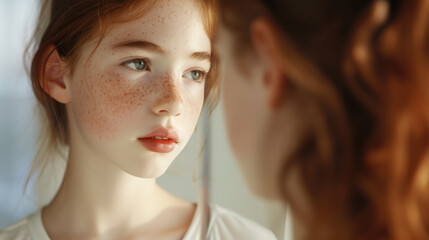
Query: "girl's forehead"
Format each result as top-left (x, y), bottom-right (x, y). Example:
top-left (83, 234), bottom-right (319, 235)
top-left (103, 0), bottom-right (210, 52)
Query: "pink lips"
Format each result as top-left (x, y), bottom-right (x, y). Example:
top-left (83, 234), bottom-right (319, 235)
top-left (138, 127), bottom-right (179, 153)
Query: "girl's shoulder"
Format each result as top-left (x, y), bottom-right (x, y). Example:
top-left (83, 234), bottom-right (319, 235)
top-left (2, 206), bottom-right (277, 240)
top-left (0, 210), bottom-right (49, 240)
top-left (0, 216), bottom-right (31, 240)
top-left (184, 204), bottom-right (277, 240)
top-left (208, 205), bottom-right (277, 239)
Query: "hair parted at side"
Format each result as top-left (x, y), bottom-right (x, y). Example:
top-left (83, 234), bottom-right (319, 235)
top-left (219, 0), bottom-right (429, 239)
top-left (24, 0), bottom-right (219, 195)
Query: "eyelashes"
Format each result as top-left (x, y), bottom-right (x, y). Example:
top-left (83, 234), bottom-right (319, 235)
top-left (121, 58), bottom-right (208, 82)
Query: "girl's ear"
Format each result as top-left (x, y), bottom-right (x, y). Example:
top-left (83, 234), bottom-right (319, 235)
top-left (250, 17), bottom-right (288, 110)
top-left (40, 45), bottom-right (71, 104)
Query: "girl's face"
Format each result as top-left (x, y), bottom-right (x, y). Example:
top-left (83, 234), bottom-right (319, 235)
top-left (65, 0), bottom-right (211, 178)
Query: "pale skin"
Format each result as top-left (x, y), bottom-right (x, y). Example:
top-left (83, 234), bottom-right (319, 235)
top-left (216, 1), bottom-right (393, 239)
top-left (41, 0), bottom-right (211, 239)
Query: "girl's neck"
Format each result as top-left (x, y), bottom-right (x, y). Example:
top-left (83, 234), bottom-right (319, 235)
top-left (42, 145), bottom-right (194, 239)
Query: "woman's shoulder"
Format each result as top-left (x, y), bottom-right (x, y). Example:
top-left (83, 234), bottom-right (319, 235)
top-left (0, 210), bottom-right (47, 240)
top-left (208, 205), bottom-right (277, 240)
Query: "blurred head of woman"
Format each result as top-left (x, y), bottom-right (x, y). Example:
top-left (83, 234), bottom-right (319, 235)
top-left (216, 0), bottom-right (429, 239)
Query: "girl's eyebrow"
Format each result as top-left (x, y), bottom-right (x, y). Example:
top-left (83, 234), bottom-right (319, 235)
top-left (112, 39), bottom-right (211, 62)
top-left (191, 52), bottom-right (211, 62)
top-left (112, 40), bottom-right (165, 53)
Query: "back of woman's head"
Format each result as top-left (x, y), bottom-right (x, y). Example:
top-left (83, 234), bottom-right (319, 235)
top-left (219, 0), bottom-right (429, 239)
top-left (25, 0), bottom-right (218, 200)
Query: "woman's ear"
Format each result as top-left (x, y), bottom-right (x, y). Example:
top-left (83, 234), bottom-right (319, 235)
top-left (250, 17), bottom-right (287, 110)
top-left (40, 45), bottom-right (71, 104)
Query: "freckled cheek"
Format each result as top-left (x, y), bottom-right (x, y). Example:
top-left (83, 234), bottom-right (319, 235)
top-left (72, 70), bottom-right (148, 140)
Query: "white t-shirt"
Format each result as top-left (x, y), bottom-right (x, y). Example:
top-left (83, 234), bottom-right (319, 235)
top-left (0, 204), bottom-right (277, 240)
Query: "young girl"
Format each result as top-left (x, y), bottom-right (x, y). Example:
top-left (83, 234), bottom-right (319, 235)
top-left (216, 0), bottom-right (429, 239)
top-left (0, 0), bottom-right (276, 239)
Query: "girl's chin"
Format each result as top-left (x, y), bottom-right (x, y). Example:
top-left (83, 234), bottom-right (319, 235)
top-left (111, 156), bottom-right (174, 179)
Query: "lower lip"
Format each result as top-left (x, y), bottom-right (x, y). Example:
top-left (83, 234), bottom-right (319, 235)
top-left (138, 138), bottom-right (177, 153)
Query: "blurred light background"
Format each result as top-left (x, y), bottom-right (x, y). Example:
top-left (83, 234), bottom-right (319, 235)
top-left (0, 0), bottom-right (287, 239)
top-left (0, 0), bottom-right (40, 229)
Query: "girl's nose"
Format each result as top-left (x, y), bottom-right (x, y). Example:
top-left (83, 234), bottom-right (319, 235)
top-left (152, 81), bottom-right (184, 117)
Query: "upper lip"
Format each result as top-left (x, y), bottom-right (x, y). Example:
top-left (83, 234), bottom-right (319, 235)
top-left (139, 127), bottom-right (179, 143)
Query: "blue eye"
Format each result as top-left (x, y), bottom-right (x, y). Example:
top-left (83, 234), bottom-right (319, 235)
top-left (123, 59), bottom-right (149, 71)
top-left (184, 70), bottom-right (206, 81)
